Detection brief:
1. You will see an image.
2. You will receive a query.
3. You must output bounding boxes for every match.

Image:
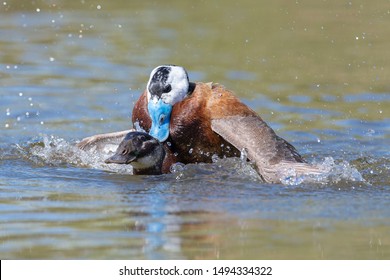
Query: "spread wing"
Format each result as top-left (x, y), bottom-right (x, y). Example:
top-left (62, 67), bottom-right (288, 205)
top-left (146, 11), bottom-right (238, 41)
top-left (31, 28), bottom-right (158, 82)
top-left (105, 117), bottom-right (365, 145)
top-left (76, 130), bottom-right (133, 153)
top-left (211, 116), bottom-right (321, 183)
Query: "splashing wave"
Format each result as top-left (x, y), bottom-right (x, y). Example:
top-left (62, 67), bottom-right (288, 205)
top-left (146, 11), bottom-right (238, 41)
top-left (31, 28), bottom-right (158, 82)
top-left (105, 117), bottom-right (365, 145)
top-left (10, 134), bottom-right (369, 185)
top-left (280, 157), bottom-right (364, 186)
top-left (15, 134), bottom-right (133, 173)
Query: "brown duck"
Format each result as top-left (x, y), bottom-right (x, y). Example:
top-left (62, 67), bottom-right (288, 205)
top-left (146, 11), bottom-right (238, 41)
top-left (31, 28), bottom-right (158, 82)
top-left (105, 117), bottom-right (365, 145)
top-left (79, 65), bottom-right (321, 183)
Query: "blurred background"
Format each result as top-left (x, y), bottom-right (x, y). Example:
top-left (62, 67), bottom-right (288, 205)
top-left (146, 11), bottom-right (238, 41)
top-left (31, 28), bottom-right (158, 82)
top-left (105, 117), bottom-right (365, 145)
top-left (2, 0), bottom-right (389, 139)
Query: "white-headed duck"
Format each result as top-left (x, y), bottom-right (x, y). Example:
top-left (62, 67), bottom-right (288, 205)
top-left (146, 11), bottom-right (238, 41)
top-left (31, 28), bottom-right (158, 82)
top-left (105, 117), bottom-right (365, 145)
top-left (78, 65), bottom-right (321, 182)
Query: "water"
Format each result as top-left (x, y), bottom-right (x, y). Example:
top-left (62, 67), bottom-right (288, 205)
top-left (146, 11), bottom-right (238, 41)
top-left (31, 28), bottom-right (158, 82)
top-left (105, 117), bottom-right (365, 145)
top-left (1, 0), bottom-right (389, 259)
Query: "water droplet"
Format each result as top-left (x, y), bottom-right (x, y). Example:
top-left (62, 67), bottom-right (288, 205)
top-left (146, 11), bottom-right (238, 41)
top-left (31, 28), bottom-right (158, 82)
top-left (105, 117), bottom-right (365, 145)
top-left (97, 5), bottom-right (102, 10)
top-left (188, 148), bottom-right (193, 154)
top-left (5, 123), bottom-right (9, 128)
top-left (366, 129), bottom-right (375, 136)
top-left (49, 57), bottom-right (55, 62)
top-left (36, 8), bottom-right (40, 12)
top-left (212, 154), bottom-right (219, 162)
top-left (240, 148), bottom-right (248, 162)
top-left (170, 162), bottom-right (185, 174)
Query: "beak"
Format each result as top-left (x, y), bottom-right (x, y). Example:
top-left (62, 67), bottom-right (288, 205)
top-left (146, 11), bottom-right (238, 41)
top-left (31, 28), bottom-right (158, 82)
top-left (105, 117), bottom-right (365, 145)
top-left (147, 98), bottom-right (172, 142)
top-left (105, 153), bottom-right (136, 164)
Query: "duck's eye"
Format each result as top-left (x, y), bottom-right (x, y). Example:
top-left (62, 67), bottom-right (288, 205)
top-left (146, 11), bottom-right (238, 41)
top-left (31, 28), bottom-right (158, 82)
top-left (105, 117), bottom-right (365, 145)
top-left (159, 114), bottom-right (166, 125)
top-left (121, 149), bottom-right (128, 155)
top-left (163, 84), bottom-right (171, 93)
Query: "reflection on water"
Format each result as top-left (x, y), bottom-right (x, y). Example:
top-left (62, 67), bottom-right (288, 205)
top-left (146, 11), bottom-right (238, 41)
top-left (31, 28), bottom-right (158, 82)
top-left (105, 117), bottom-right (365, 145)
top-left (1, 0), bottom-right (389, 259)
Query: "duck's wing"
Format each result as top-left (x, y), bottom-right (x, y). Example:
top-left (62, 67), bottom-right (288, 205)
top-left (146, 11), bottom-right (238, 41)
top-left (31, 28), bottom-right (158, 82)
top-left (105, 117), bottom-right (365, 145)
top-left (211, 116), bottom-right (321, 183)
top-left (76, 130), bottom-right (133, 153)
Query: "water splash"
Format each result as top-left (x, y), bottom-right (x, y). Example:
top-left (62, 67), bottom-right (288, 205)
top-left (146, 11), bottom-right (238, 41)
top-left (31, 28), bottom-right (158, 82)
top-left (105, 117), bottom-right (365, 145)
top-left (16, 134), bottom-right (133, 173)
top-left (171, 153), bottom-right (365, 186)
top-left (171, 155), bottom-right (261, 182)
top-left (240, 148), bottom-right (248, 162)
top-left (280, 157), bottom-right (364, 186)
top-left (12, 135), bottom-right (367, 185)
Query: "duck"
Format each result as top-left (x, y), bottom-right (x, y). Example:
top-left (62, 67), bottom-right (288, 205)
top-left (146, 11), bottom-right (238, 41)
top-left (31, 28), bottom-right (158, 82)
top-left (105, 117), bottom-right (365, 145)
top-left (104, 131), bottom-right (165, 175)
top-left (78, 65), bottom-right (321, 182)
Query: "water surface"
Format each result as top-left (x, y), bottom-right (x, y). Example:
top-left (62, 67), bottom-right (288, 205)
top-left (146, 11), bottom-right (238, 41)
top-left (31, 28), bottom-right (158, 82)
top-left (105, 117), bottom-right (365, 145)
top-left (1, 0), bottom-right (389, 259)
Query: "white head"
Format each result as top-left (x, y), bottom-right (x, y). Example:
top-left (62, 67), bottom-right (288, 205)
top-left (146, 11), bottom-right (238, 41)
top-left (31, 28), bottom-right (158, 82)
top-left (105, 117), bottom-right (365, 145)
top-left (146, 65), bottom-right (190, 105)
top-left (146, 65), bottom-right (191, 142)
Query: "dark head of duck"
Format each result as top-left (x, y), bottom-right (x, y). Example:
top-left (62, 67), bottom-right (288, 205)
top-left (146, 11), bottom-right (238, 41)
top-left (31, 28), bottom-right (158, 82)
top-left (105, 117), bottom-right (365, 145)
top-left (105, 131), bottom-right (165, 175)
top-left (130, 65), bottom-right (321, 183)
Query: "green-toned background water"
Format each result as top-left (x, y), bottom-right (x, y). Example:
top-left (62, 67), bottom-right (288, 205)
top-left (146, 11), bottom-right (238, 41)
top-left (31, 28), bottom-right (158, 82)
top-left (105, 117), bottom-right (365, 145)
top-left (1, 0), bottom-right (389, 259)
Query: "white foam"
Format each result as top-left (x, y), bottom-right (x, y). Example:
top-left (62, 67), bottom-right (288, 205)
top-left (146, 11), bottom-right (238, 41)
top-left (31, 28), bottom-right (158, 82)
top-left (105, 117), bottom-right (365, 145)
top-left (25, 134), bottom-right (133, 174)
top-left (280, 157), bottom-right (364, 186)
top-left (21, 136), bottom-right (366, 185)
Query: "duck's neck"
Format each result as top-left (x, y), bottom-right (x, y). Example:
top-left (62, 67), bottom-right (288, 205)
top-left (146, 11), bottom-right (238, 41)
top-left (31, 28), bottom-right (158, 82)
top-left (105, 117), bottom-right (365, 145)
top-left (132, 149), bottom-right (165, 175)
